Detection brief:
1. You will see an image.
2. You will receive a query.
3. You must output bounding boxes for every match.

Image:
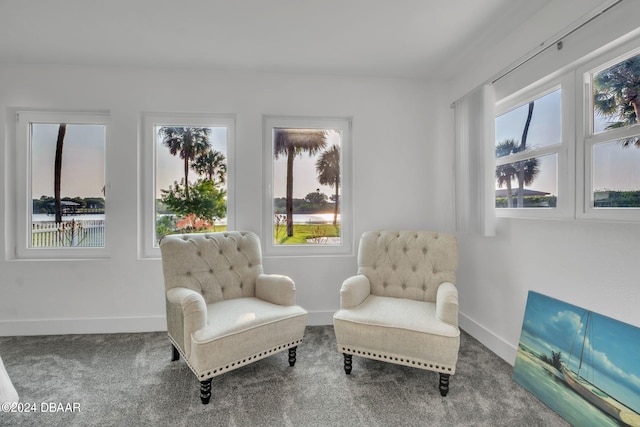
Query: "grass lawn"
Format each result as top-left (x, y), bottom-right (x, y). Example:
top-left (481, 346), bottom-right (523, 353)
top-left (160, 224), bottom-right (341, 245)
top-left (274, 224), bottom-right (340, 244)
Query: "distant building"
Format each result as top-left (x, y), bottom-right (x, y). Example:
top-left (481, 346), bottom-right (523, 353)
top-left (49, 201), bottom-right (81, 215)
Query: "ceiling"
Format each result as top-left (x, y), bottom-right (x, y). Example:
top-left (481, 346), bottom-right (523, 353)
top-left (0, 0), bottom-right (552, 79)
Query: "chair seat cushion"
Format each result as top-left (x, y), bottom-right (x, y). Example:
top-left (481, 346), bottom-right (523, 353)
top-left (194, 297), bottom-right (307, 341)
top-left (334, 295), bottom-right (459, 337)
top-left (333, 295), bottom-right (459, 373)
top-left (188, 297), bottom-right (307, 379)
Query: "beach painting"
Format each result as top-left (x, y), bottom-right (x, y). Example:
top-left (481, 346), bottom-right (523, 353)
top-left (513, 291), bottom-right (640, 427)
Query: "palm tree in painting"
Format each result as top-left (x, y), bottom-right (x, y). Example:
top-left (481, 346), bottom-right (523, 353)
top-left (54, 124), bottom-right (67, 223)
top-left (593, 53), bottom-right (640, 147)
top-left (274, 128), bottom-right (327, 237)
top-left (316, 144), bottom-right (340, 225)
top-left (192, 150), bottom-right (226, 187)
top-left (159, 127), bottom-right (211, 199)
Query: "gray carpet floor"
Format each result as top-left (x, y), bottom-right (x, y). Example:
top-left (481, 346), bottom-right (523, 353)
top-left (0, 325), bottom-right (568, 426)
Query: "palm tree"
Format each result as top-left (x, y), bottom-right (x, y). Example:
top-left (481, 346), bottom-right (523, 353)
top-left (54, 124), bottom-right (67, 223)
top-left (496, 139), bottom-right (518, 208)
top-left (316, 144), bottom-right (340, 225)
top-left (274, 128), bottom-right (328, 237)
top-left (159, 127), bottom-right (211, 199)
top-left (496, 139), bottom-right (540, 207)
top-left (593, 53), bottom-right (640, 147)
top-left (517, 101), bottom-right (535, 207)
top-left (191, 150), bottom-right (226, 186)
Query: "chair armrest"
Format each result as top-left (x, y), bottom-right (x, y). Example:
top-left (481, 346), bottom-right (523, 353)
top-left (256, 273), bottom-right (296, 306)
top-left (436, 282), bottom-right (459, 328)
top-left (166, 287), bottom-right (207, 334)
top-left (340, 275), bottom-right (371, 309)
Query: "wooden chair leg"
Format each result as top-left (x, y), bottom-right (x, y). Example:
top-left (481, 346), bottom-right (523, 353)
top-left (288, 346), bottom-right (297, 367)
top-left (171, 344), bottom-right (180, 361)
top-left (439, 373), bottom-right (450, 396)
top-left (200, 378), bottom-right (212, 404)
top-left (343, 353), bottom-right (352, 375)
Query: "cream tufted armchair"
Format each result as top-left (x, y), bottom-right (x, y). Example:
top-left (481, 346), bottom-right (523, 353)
top-left (160, 231), bottom-right (308, 404)
top-left (333, 230), bottom-right (460, 396)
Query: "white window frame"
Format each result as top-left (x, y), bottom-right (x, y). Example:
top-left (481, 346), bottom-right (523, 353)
top-left (14, 111), bottom-right (110, 260)
top-left (139, 113), bottom-right (235, 259)
top-left (262, 115), bottom-right (353, 257)
top-left (494, 73), bottom-right (575, 219)
top-left (577, 41), bottom-right (640, 222)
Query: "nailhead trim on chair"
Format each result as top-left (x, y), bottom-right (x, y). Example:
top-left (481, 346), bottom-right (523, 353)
top-left (199, 339), bottom-right (304, 380)
top-left (340, 346), bottom-right (454, 374)
top-left (170, 336), bottom-right (304, 381)
top-left (168, 335), bottom-right (304, 380)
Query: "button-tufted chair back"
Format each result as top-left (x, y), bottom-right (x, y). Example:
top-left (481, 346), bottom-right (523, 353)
top-left (160, 231), bottom-right (264, 304)
top-left (357, 230), bottom-right (458, 303)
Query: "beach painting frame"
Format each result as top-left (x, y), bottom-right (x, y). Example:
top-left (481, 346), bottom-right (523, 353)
top-left (514, 291), bottom-right (640, 427)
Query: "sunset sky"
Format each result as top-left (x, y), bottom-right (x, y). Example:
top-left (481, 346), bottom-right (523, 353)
top-left (31, 123), bottom-right (105, 199)
top-left (154, 126), bottom-right (228, 198)
top-left (29, 109), bottom-right (636, 205)
top-left (496, 88), bottom-right (640, 195)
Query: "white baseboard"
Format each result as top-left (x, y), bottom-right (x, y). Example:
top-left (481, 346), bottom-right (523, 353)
top-left (459, 312), bottom-right (517, 366)
top-left (0, 316), bottom-right (167, 336)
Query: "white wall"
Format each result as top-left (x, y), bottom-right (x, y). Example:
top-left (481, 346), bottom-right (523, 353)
top-left (447, 0), bottom-right (640, 364)
top-left (0, 65), bottom-right (450, 335)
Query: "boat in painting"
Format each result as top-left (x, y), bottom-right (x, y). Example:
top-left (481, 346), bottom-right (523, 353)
top-left (562, 312), bottom-right (640, 427)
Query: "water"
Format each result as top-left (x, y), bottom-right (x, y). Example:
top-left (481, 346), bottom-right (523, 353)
top-left (156, 213), bottom-right (340, 225)
top-left (285, 213), bottom-right (340, 224)
top-left (513, 350), bottom-right (625, 426)
top-left (32, 213), bottom-right (338, 225)
top-left (32, 213), bottom-right (105, 222)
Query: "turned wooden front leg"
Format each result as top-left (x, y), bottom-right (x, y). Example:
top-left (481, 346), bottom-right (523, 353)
top-left (200, 378), bottom-right (212, 404)
top-left (288, 346), bottom-right (297, 367)
top-left (439, 373), bottom-right (450, 396)
top-left (343, 353), bottom-right (352, 375)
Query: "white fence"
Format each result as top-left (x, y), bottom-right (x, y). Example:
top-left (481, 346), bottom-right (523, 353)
top-left (31, 219), bottom-right (105, 247)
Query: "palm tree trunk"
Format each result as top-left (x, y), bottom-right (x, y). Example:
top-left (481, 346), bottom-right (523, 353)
top-left (506, 180), bottom-right (513, 208)
top-left (286, 146), bottom-right (295, 237)
top-left (184, 158), bottom-right (190, 199)
top-left (632, 100), bottom-right (640, 146)
top-left (54, 124), bottom-right (67, 223)
top-left (517, 102), bottom-right (534, 207)
top-left (333, 187), bottom-right (339, 226)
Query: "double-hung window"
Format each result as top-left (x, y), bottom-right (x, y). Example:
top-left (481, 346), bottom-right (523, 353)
top-left (490, 29), bottom-right (640, 224)
top-left (140, 113), bottom-right (235, 258)
top-left (15, 111), bottom-right (109, 259)
top-left (579, 47), bottom-right (640, 221)
top-left (494, 74), bottom-right (574, 219)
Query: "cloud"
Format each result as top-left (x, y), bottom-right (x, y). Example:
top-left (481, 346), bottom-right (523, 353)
top-left (590, 342), bottom-right (640, 395)
top-left (541, 310), bottom-right (585, 353)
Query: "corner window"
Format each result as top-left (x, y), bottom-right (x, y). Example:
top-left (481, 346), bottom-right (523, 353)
top-left (15, 111), bottom-right (109, 259)
top-left (262, 116), bottom-right (352, 256)
top-left (581, 48), bottom-right (640, 219)
top-left (140, 113), bottom-right (234, 258)
top-left (490, 31), bottom-right (640, 224)
top-left (494, 75), bottom-right (573, 218)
